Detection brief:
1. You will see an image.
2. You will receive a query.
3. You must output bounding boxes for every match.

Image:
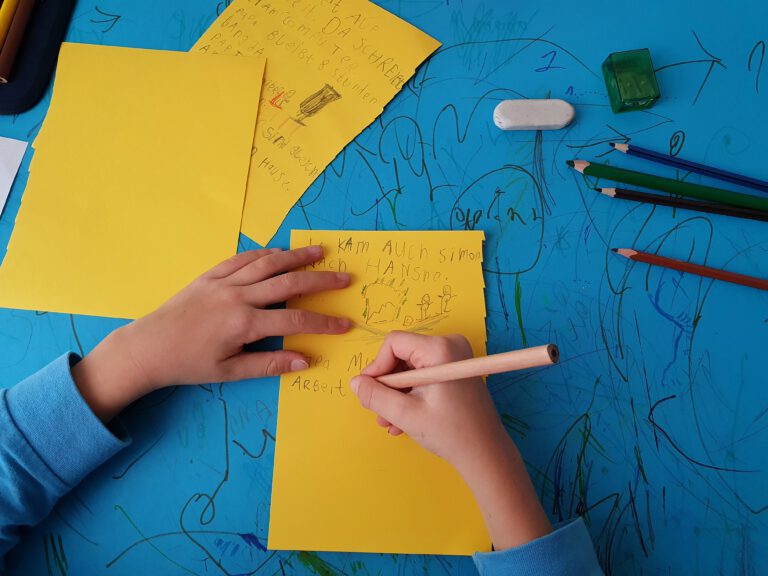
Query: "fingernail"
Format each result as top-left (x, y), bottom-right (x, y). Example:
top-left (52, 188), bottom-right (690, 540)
top-left (350, 376), bottom-right (360, 394)
top-left (270, 247), bottom-right (283, 253)
top-left (308, 245), bottom-right (323, 256)
top-left (336, 272), bottom-right (351, 283)
top-left (290, 359), bottom-right (309, 371)
top-left (335, 317), bottom-right (351, 331)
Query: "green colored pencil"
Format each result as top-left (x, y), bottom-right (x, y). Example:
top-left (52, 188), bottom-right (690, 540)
top-left (567, 160), bottom-right (768, 213)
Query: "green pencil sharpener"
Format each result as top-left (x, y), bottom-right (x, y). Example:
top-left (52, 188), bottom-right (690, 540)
top-left (602, 49), bottom-right (660, 113)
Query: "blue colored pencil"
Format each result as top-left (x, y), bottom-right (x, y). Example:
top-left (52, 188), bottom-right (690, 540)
top-left (610, 142), bottom-right (768, 194)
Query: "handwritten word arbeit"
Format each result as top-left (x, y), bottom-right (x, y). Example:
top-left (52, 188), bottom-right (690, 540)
top-left (193, 0), bottom-right (440, 245)
top-left (269, 230), bottom-right (491, 555)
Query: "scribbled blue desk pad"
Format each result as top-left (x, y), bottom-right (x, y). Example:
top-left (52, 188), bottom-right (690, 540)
top-left (1, 1), bottom-right (767, 574)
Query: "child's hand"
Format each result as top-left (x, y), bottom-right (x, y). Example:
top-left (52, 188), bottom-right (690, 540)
top-left (349, 331), bottom-right (506, 473)
top-left (350, 331), bottom-right (552, 550)
top-left (73, 246), bottom-right (350, 421)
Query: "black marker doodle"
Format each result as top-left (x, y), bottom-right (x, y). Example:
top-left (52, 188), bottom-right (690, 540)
top-left (90, 7), bottom-right (122, 33)
top-left (668, 130), bottom-right (686, 157)
top-left (747, 40), bottom-right (765, 94)
top-left (654, 31), bottom-right (726, 104)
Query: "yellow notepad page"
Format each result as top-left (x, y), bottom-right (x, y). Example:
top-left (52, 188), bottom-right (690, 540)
top-left (0, 44), bottom-right (265, 319)
top-left (193, 1), bottom-right (440, 246)
top-left (269, 230), bottom-right (491, 555)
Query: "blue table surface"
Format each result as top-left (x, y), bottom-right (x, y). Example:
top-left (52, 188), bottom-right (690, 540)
top-left (1, 1), bottom-right (767, 574)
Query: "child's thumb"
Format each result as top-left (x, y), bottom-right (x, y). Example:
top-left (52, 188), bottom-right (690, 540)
top-left (350, 375), bottom-right (412, 429)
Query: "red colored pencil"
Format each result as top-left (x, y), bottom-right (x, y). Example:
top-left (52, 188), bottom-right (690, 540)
top-left (613, 248), bottom-right (768, 291)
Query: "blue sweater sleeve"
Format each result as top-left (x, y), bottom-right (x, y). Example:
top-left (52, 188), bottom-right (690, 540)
top-left (472, 518), bottom-right (603, 576)
top-left (0, 353), bottom-right (129, 563)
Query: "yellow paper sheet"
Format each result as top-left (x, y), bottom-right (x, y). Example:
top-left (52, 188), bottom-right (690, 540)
top-left (0, 43), bottom-right (265, 319)
top-left (269, 230), bottom-right (492, 555)
top-left (193, 1), bottom-right (441, 245)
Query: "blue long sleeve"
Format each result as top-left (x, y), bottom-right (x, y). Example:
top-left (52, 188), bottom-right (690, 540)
top-left (472, 518), bottom-right (603, 575)
top-left (1, 355), bottom-right (601, 575)
top-left (0, 353), bottom-right (129, 565)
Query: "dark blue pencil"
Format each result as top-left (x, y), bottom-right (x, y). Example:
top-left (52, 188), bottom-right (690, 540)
top-left (610, 142), bottom-right (768, 194)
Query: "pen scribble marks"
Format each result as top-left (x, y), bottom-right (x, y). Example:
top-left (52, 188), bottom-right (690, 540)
top-left (232, 428), bottom-right (276, 460)
top-left (238, 533), bottom-right (267, 552)
top-left (747, 40), bottom-right (765, 94)
top-left (216, 1), bottom-right (233, 16)
top-left (654, 31), bottom-right (726, 104)
top-left (296, 551), bottom-right (342, 576)
top-left (535, 50), bottom-right (564, 73)
top-left (513, 275), bottom-right (527, 347)
top-left (90, 7), bottom-right (122, 33)
top-left (648, 395), bottom-right (754, 473)
top-left (44, 532), bottom-right (68, 576)
top-left (69, 315), bottom-right (84, 357)
top-left (668, 130), bottom-right (686, 157)
top-left (114, 505), bottom-right (200, 575)
top-left (111, 434), bottom-right (165, 480)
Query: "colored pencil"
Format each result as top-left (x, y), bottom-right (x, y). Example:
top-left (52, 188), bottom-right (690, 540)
top-left (0, 0), bottom-right (35, 83)
top-left (613, 248), bottom-right (768, 291)
top-left (377, 344), bottom-right (559, 389)
top-left (611, 143), bottom-right (768, 194)
top-left (0, 0), bottom-right (19, 48)
top-left (597, 187), bottom-right (768, 223)
top-left (567, 160), bottom-right (768, 213)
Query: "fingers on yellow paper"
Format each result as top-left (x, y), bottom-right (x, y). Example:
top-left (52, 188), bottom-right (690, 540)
top-left (0, 44), bottom-right (265, 319)
top-left (269, 230), bottom-right (491, 555)
top-left (193, 0), bottom-right (441, 245)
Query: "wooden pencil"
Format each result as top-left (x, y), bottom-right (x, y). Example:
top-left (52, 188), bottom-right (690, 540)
top-left (0, 0), bottom-right (36, 83)
top-left (611, 143), bottom-right (768, 194)
top-left (597, 187), bottom-right (768, 223)
top-left (377, 344), bottom-right (559, 389)
top-left (613, 248), bottom-right (768, 291)
top-left (567, 159), bottom-right (768, 213)
top-left (0, 0), bottom-right (20, 48)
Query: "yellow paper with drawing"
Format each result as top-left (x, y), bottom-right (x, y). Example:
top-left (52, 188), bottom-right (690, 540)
top-left (269, 230), bottom-right (492, 555)
top-left (0, 44), bottom-right (265, 319)
top-left (193, 1), bottom-right (440, 245)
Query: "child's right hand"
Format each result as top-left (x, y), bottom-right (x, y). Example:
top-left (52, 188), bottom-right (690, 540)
top-left (350, 331), bottom-right (509, 474)
top-left (350, 331), bottom-right (553, 550)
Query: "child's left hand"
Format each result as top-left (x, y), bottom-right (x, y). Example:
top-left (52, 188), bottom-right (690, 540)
top-left (72, 246), bottom-right (351, 421)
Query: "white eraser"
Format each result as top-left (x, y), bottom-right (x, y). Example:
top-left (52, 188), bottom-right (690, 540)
top-left (493, 99), bottom-right (575, 131)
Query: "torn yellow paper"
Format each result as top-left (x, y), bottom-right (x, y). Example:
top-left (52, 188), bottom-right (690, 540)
top-left (193, 1), bottom-right (441, 245)
top-left (269, 230), bottom-right (491, 555)
top-left (0, 43), bottom-right (265, 319)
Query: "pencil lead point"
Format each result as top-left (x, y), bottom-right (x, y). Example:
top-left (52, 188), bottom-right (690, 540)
top-left (611, 248), bottom-right (618, 253)
top-left (594, 187), bottom-right (602, 192)
top-left (609, 142), bottom-right (616, 148)
top-left (566, 160), bottom-right (575, 168)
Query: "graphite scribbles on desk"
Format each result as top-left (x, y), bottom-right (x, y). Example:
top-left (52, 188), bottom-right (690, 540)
top-left (613, 248), bottom-right (768, 291)
top-left (0, 0), bottom-right (74, 114)
top-left (610, 142), bottom-right (768, 194)
top-left (567, 159), bottom-right (768, 212)
top-left (596, 187), bottom-right (768, 223)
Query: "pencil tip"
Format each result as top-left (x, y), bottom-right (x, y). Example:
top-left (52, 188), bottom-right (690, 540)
top-left (611, 248), bottom-right (618, 253)
top-left (594, 187), bottom-right (602, 192)
top-left (609, 142), bottom-right (616, 148)
top-left (566, 160), bottom-right (575, 167)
